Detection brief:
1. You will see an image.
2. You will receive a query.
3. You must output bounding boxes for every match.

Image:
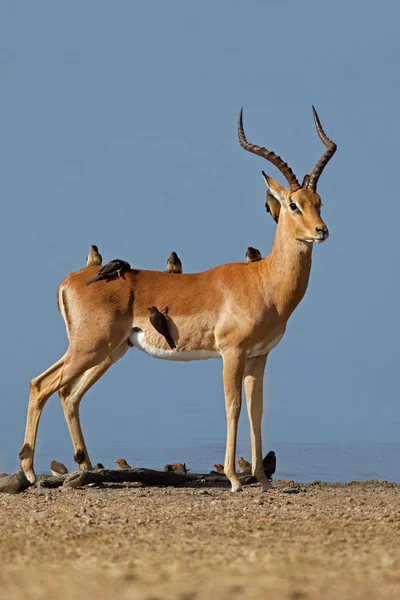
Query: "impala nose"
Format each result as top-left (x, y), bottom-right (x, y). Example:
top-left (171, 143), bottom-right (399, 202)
top-left (315, 226), bottom-right (329, 240)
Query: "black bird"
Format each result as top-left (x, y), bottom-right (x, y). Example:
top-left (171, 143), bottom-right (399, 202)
top-left (93, 463), bottom-right (105, 470)
top-left (263, 450), bottom-right (276, 479)
top-left (86, 259), bottom-right (131, 286)
top-left (166, 251), bottom-right (182, 274)
top-left (246, 247), bottom-right (262, 263)
top-left (147, 306), bottom-right (176, 349)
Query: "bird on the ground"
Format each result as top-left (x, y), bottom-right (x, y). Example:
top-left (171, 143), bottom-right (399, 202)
top-left (173, 462), bottom-right (189, 473)
top-left (246, 247), bottom-right (262, 263)
top-left (166, 251), bottom-right (182, 274)
top-left (213, 463), bottom-right (225, 474)
top-left (93, 463), bottom-right (105, 470)
top-left (114, 458), bottom-right (132, 470)
top-left (50, 460), bottom-right (68, 477)
top-left (263, 451), bottom-right (276, 479)
top-left (86, 244), bottom-right (102, 267)
top-left (236, 457), bottom-right (252, 473)
top-left (86, 259), bottom-right (131, 286)
top-left (147, 306), bottom-right (176, 350)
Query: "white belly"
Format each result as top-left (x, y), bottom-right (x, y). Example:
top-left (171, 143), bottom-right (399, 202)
top-left (128, 330), bottom-right (221, 362)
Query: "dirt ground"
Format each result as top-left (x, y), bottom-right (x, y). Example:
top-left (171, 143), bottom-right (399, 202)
top-left (1, 478), bottom-right (399, 600)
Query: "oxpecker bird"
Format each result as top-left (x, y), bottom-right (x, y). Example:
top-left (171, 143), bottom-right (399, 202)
top-left (166, 251), bottom-right (182, 273)
top-left (50, 461), bottom-right (68, 477)
top-left (86, 259), bottom-right (131, 286)
top-left (246, 247), bottom-right (262, 263)
top-left (236, 457), bottom-right (252, 473)
top-left (86, 245), bottom-right (102, 267)
top-left (147, 306), bottom-right (176, 350)
top-left (114, 458), bottom-right (132, 470)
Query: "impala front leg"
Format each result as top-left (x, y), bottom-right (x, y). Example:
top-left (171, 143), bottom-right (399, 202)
top-left (222, 349), bottom-right (246, 492)
top-left (244, 354), bottom-right (272, 492)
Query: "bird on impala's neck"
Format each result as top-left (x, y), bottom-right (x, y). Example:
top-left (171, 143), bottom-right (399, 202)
top-left (50, 460), bottom-right (68, 477)
top-left (114, 458), bottom-right (132, 470)
top-left (236, 457), bottom-right (252, 473)
top-left (246, 246), bottom-right (262, 263)
top-left (147, 306), bottom-right (176, 350)
top-left (166, 251), bottom-right (182, 273)
top-left (86, 244), bottom-right (102, 267)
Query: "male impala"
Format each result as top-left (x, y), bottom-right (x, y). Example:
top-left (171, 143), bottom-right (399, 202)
top-left (20, 107), bottom-right (336, 492)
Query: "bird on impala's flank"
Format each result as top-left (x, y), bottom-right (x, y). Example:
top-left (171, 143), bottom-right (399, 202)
top-left (213, 463), bottom-right (225, 474)
top-left (173, 462), bottom-right (189, 473)
top-left (50, 460), bottom-right (68, 477)
top-left (86, 259), bottom-right (131, 286)
top-left (86, 244), bottom-right (102, 267)
top-left (166, 251), bottom-right (182, 273)
top-left (114, 458), bottom-right (132, 470)
top-left (246, 246), bottom-right (262, 263)
top-left (236, 457), bottom-right (252, 473)
top-left (147, 306), bottom-right (176, 350)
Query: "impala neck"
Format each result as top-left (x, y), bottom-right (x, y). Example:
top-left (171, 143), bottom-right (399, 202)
top-left (267, 215), bottom-right (313, 317)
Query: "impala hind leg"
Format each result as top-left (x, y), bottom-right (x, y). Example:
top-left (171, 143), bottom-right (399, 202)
top-left (222, 349), bottom-right (247, 492)
top-left (58, 343), bottom-right (129, 471)
top-left (244, 354), bottom-right (272, 492)
top-left (20, 349), bottom-right (113, 483)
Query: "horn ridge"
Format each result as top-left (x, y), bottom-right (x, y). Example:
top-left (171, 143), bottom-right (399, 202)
top-left (238, 109), bottom-right (301, 192)
top-left (307, 106), bottom-right (337, 190)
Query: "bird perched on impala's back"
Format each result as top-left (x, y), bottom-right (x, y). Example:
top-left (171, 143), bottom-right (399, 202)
top-left (93, 463), bottom-right (105, 470)
top-left (50, 460), bottom-right (68, 477)
top-left (263, 451), bottom-right (276, 479)
top-left (86, 259), bottom-right (131, 286)
top-left (173, 462), bottom-right (189, 473)
top-left (246, 247), bottom-right (262, 263)
top-left (114, 458), bottom-right (132, 470)
top-left (213, 463), bottom-right (225, 474)
top-left (166, 251), bottom-right (182, 274)
top-left (147, 306), bottom-right (176, 350)
top-left (236, 457), bottom-right (252, 473)
top-left (86, 244), bottom-right (102, 267)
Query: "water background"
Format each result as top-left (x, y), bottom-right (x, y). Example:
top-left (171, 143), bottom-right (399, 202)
top-left (1, 440), bottom-right (399, 484)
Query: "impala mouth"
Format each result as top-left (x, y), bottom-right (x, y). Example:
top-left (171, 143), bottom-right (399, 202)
top-left (308, 233), bottom-right (329, 244)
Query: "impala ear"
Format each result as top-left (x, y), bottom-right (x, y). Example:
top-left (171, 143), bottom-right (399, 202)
top-left (302, 174), bottom-right (310, 188)
top-left (262, 172), bottom-right (283, 223)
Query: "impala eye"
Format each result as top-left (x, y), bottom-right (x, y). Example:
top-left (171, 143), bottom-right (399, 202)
top-left (289, 202), bottom-right (299, 212)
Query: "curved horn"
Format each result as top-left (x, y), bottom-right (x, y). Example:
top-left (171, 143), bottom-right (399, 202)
top-left (307, 106), bottom-right (337, 190)
top-left (238, 109), bottom-right (301, 192)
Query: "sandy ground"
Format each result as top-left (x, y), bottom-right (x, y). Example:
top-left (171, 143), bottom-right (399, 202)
top-left (1, 478), bottom-right (400, 600)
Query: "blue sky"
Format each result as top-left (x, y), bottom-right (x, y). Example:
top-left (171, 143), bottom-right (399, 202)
top-left (0, 1), bottom-right (399, 473)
